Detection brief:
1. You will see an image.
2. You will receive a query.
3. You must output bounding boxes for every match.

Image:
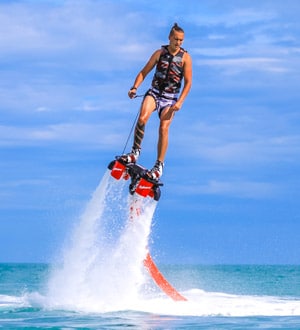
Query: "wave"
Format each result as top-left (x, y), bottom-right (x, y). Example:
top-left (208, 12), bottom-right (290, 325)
top-left (1, 290), bottom-right (300, 317)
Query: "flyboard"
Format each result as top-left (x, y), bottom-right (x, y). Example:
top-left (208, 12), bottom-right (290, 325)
top-left (108, 156), bottom-right (187, 301)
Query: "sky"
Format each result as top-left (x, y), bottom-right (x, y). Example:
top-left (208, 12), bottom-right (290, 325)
top-left (0, 0), bottom-right (300, 264)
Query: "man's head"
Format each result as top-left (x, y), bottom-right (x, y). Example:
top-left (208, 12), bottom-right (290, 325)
top-left (169, 23), bottom-right (184, 37)
top-left (168, 23), bottom-right (184, 51)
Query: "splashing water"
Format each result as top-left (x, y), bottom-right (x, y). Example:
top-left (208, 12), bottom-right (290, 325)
top-left (39, 170), bottom-right (300, 317)
top-left (46, 170), bottom-right (157, 312)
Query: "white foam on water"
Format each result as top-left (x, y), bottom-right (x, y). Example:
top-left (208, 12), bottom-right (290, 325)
top-left (0, 294), bottom-right (25, 308)
top-left (135, 289), bottom-right (300, 317)
top-left (3, 289), bottom-right (300, 317)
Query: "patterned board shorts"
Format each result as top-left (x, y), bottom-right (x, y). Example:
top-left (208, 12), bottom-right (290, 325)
top-left (144, 88), bottom-right (178, 118)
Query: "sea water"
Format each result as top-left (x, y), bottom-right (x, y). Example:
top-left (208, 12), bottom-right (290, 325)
top-left (1, 264), bottom-right (300, 329)
top-left (1, 171), bottom-right (300, 329)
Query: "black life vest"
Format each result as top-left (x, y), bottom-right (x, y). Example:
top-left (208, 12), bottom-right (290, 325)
top-left (152, 45), bottom-right (186, 94)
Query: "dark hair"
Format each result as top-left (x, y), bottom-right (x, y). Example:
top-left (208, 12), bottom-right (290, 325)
top-left (169, 23), bottom-right (184, 37)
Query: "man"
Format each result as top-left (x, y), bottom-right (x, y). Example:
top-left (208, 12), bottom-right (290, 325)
top-left (122, 23), bottom-right (192, 180)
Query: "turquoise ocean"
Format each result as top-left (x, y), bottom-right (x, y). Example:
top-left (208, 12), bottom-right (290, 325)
top-left (1, 264), bottom-right (300, 329)
top-left (1, 172), bottom-right (300, 329)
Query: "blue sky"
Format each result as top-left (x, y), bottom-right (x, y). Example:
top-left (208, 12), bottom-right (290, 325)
top-left (0, 0), bottom-right (299, 264)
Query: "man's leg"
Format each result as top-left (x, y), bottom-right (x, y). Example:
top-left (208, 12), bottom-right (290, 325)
top-left (132, 96), bottom-right (155, 149)
top-left (148, 106), bottom-right (175, 179)
top-left (134, 95), bottom-right (156, 149)
top-left (123, 95), bottom-right (156, 163)
top-left (157, 106), bottom-right (175, 162)
top-left (132, 121), bottom-right (145, 151)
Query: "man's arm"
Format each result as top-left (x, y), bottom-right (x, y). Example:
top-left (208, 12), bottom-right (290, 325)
top-left (128, 49), bottom-right (161, 98)
top-left (171, 52), bottom-right (192, 110)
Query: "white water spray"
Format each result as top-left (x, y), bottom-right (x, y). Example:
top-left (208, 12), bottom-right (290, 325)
top-left (42, 170), bottom-right (300, 317)
top-left (46, 170), bottom-right (157, 312)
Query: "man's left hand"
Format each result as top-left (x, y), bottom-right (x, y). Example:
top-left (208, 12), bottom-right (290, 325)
top-left (170, 101), bottom-right (182, 111)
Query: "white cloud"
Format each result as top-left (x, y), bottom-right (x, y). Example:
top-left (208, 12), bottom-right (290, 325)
top-left (195, 136), bottom-right (300, 166)
top-left (183, 179), bottom-right (278, 199)
top-left (189, 7), bottom-right (276, 28)
top-left (196, 57), bottom-right (286, 74)
top-left (172, 112), bottom-right (300, 168)
top-left (0, 1), bottom-right (155, 64)
top-left (0, 179), bottom-right (50, 189)
top-left (222, 9), bottom-right (276, 27)
top-left (0, 123), bottom-right (123, 149)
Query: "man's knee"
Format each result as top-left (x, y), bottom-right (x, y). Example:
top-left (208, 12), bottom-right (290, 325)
top-left (138, 116), bottom-right (148, 126)
top-left (159, 121), bottom-right (171, 135)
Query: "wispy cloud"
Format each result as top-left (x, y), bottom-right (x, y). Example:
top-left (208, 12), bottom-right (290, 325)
top-left (192, 8), bottom-right (276, 28)
top-left (172, 108), bottom-right (300, 168)
top-left (180, 179), bottom-right (278, 199)
top-left (196, 57), bottom-right (287, 74)
top-left (0, 123), bottom-right (124, 149)
top-left (0, 1), bottom-right (155, 65)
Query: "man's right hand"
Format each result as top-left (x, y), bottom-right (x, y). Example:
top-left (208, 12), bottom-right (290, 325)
top-left (128, 87), bottom-right (137, 99)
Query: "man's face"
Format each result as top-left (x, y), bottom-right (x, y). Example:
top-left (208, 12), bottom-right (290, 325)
top-left (169, 31), bottom-right (184, 51)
